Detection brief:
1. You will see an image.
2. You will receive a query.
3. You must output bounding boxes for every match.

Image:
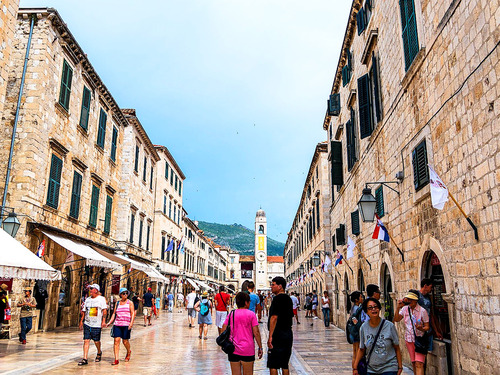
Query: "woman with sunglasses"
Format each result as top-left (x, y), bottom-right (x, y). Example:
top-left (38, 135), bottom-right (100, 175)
top-left (353, 297), bottom-right (403, 375)
top-left (106, 288), bottom-right (135, 365)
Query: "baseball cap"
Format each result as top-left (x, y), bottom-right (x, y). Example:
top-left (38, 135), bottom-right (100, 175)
top-left (147, 287), bottom-right (152, 292)
top-left (89, 284), bottom-right (100, 292)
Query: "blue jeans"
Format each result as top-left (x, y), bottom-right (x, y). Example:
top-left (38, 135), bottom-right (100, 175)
top-left (322, 308), bottom-right (330, 326)
top-left (20, 317), bottom-right (32, 341)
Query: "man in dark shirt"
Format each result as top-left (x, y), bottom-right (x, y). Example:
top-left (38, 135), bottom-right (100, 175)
top-left (267, 276), bottom-right (293, 375)
top-left (142, 288), bottom-right (154, 327)
top-left (418, 278), bottom-right (443, 352)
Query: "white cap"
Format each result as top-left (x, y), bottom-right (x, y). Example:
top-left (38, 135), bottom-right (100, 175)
top-left (89, 284), bottom-right (100, 292)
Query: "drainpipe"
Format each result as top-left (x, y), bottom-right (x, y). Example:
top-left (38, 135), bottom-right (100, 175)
top-left (1, 15), bottom-right (36, 221)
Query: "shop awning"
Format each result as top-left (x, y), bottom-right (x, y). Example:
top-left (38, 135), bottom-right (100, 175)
top-left (0, 228), bottom-right (60, 281)
top-left (112, 254), bottom-right (168, 283)
top-left (186, 278), bottom-right (200, 290)
top-left (43, 232), bottom-right (120, 270)
top-left (194, 279), bottom-right (214, 291)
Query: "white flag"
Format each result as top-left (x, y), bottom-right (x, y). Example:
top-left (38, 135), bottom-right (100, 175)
top-left (347, 236), bottom-right (356, 259)
top-left (324, 255), bottom-right (332, 271)
top-left (428, 165), bottom-right (449, 210)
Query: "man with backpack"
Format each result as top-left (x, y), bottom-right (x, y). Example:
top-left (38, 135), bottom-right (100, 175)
top-left (195, 291), bottom-right (212, 340)
top-left (214, 286), bottom-right (230, 334)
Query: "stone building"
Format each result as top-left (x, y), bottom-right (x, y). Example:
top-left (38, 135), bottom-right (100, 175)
top-left (322, 0), bottom-right (499, 373)
top-left (284, 142), bottom-right (332, 299)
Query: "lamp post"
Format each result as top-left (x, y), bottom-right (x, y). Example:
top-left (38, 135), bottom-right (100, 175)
top-left (357, 188), bottom-right (378, 222)
top-left (298, 264), bottom-right (304, 275)
top-left (1, 209), bottom-right (21, 238)
top-left (312, 252), bottom-right (321, 268)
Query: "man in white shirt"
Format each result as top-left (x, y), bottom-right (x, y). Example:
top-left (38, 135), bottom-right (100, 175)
top-left (290, 292), bottom-right (300, 325)
top-left (177, 292), bottom-right (185, 313)
top-left (185, 289), bottom-right (197, 327)
top-left (78, 284), bottom-right (107, 366)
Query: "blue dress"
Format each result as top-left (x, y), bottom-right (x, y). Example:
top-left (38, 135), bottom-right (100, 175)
top-left (197, 299), bottom-right (212, 325)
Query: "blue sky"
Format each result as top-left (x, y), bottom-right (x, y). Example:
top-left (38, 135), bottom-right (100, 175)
top-left (20, 0), bottom-right (351, 243)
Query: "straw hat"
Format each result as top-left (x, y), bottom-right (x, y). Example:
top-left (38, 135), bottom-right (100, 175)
top-left (404, 292), bottom-right (419, 300)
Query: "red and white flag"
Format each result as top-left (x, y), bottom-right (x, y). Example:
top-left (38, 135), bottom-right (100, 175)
top-left (37, 240), bottom-right (45, 257)
top-left (428, 164), bottom-right (449, 210)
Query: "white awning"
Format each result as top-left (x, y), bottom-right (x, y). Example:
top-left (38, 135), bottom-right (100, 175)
top-left (194, 279), bottom-right (214, 291)
top-left (43, 232), bottom-right (120, 270)
top-left (112, 254), bottom-right (168, 283)
top-left (144, 266), bottom-right (169, 284)
top-left (0, 228), bottom-right (60, 281)
top-left (186, 278), bottom-right (200, 290)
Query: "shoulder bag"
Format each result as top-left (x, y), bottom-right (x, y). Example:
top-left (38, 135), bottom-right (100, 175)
top-left (409, 307), bottom-right (430, 354)
top-left (219, 293), bottom-right (228, 312)
top-left (216, 310), bottom-right (235, 354)
top-left (357, 319), bottom-right (386, 375)
top-left (110, 301), bottom-right (119, 338)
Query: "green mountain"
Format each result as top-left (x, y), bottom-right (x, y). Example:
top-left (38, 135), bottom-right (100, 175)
top-left (197, 221), bottom-right (285, 256)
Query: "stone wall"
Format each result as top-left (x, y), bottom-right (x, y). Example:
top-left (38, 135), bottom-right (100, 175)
top-left (0, 0), bottom-right (18, 127)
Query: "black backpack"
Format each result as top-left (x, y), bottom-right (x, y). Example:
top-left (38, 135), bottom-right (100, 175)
top-left (346, 306), bottom-right (363, 344)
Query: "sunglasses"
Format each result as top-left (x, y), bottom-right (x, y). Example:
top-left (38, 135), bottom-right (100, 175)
top-left (367, 305), bottom-right (380, 310)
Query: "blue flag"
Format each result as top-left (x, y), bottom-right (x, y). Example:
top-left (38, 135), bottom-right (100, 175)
top-left (165, 239), bottom-right (174, 252)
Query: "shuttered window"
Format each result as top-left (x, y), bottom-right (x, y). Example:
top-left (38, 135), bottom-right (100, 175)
top-left (46, 155), bottom-right (63, 209)
top-left (69, 171), bottom-right (82, 219)
top-left (351, 210), bottom-right (360, 235)
top-left (371, 55), bottom-right (382, 122)
top-left (169, 201), bottom-right (172, 218)
top-left (330, 141), bottom-right (344, 186)
top-left (146, 225), bottom-right (151, 251)
top-left (129, 213), bottom-right (135, 243)
top-left (400, 0), bottom-right (419, 71)
top-left (110, 127), bottom-right (118, 162)
top-left (358, 74), bottom-right (373, 139)
top-left (89, 185), bottom-right (100, 228)
top-left (175, 175), bottom-right (178, 192)
top-left (150, 165), bottom-right (154, 190)
top-left (357, 7), bottom-right (366, 35)
top-left (104, 195), bottom-right (112, 234)
top-left (161, 236), bottom-right (165, 260)
top-left (143, 156), bottom-right (147, 182)
top-left (170, 169), bottom-right (174, 185)
top-left (336, 224), bottom-right (346, 245)
top-left (316, 198), bottom-right (321, 229)
top-left (328, 93), bottom-right (341, 116)
top-left (342, 50), bottom-right (352, 86)
top-left (179, 181), bottom-right (182, 196)
top-left (346, 110), bottom-right (358, 171)
top-left (58, 60), bottom-right (73, 110)
top-left (412, 140), bottom-right (429, 191)
top-left (79, 87), bottom-right (91, 131)
top-left (138, 219), bottom-right (143, 248)
top-left (376, 186), bottom-right (385, 217)
top-left (96, 109), bottom-right (107, 148)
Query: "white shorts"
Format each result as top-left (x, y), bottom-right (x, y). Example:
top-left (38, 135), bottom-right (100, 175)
top-left (215, 311), bottom-right (228, 328)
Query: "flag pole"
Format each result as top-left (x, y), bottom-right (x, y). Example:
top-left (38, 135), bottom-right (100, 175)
top-left (343, 257), bottom-right (354, 275)
top-left (359, 253), bottom-right (371, 270)
top-left (386, 231), bottom-right (404, 262)
top-left (447, 191), bottom-right (479, 241)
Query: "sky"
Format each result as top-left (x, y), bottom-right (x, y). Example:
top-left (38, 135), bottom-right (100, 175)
top-left (20, 0), bottom-right (352, 243)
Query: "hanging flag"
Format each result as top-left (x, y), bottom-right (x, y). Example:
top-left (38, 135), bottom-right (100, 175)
top-left (335, 251), bottom-right (343, 266)
top-left (177, 236), bottom-right (184, 250)
top-left (428, 164), bottom-right (449, 210)
top-left (65, 250), bottom-right (74, 264)
top-left (165, 239), bottom-right (175, 252)
top-left (127, 265), bottom-right (133, 274)
top-left (347, 236), bottom-right (356, 259)
top-left (179, 237), bottom-right (186, 254)
top-left (37, 240), bottom-right (45, 258)
top-left (372, 215), bottom-right (390, 242)
top-left (324, 254), bottom-right (332, 271)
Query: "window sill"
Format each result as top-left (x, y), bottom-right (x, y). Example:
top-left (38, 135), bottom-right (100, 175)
top-left (102, 232), bottom-right (110, 237)
top-left (401, 48), bottom-right (426, 90)
top-left (86, 225), bottom-right (97, 232)
top-left (413, 183), bottom-right (430, 205)
top-left (67, 215), bottom-right (79, 223)
top-left (43, 204), bottom-right (58, 214)
top-left (55, 101), bottom-right (70, 117)
top-left (109, 158), bottom-right (117, 167)
top-left (94, 144), bottom-right (105, 155)
top-left (77, 125), bottom-right (89, 138)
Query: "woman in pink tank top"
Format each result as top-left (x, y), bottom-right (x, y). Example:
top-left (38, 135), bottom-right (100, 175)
top-left (106, 288), bottom-right (136, 365)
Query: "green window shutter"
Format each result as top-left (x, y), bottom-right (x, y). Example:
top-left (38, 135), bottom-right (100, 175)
top-left (328, 93), bottom-right (341, 116)
top-left (170, 169), bottom-right (174, 185)
top-left (175, 175), bottom-right (178, 192)
top-left (143, 156), bottom-right (147, 181)
top-left (316, 198), bottom-right (320, 229)
top-left (89, 185), bottom-right (100, 228)
top-left (412, 140), bottom-right (429, 191)
top-left (336, 224), bottom-right (346, 245)
top-left (400, 0), bottom-right (419, 71)
top-left (346, 112), bottom-right (357, 172)
top-left (129, 213), bottom-right (135, 243)
top-left (375, 186), bottom-right (385, 217)
top-left (146, 225), bottom-right (150, 251)
top-left (150, 165), bottom-right (154, 190)
top-left (163, 195), bottom-right (167, 214)
top-left (79, 87), bottom-right (91, 131)
top-left (161, 236), bottom-right (165, 260)
top-left (110, 127), bottom-right (118, 162)
top-left (358, 74), bottom-right (373, 139)
top-left (46, 154), bottom-right (63, 209)
top-left (357, 7), bottom-right (366, 35)
top-left (69, 171), bottom-right (82, 219)
top-left (96, 109), bottom-right (107, 148)
top-left (58, 60), bottom-right (73, 110)
top-left (165, 162), bottom-right (169, 179)
top-left (371, 55), bottom-right (382, 122)
top-left (179, 180), bottom-right (182, 196)
top-left (351, 210), bottom-right (360, 235)
top-left (330, 141), bottom-right (344, 186)
top-left (104, 195), bottom-right (112, 234)
top-left (134, 146), bottom-right (139, 172)
top-left (138, 219), bottom-right (143, 248)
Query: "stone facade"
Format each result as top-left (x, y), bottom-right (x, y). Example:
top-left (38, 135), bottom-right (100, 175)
top-left (322, 0), bottom-right (499, 374)
top-left (284, 143), bottom-right (332, 300)
top-left (0, 0), bottom-right (18, 123)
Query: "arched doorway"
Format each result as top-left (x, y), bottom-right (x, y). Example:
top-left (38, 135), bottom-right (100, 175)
top-left (357, 268), bottom-right (365, 292)
top-left (344, 272), bottom-right (351, 313)
top-left (334, 276), bottom-right (339, 309)
top-left (382, 263), bottom-right (394, 321)
top-left (57, 266), bottom-right (71, 327)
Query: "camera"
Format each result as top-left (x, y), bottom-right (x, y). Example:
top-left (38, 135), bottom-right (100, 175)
top-left (403, 301), bottom-right (411, 306)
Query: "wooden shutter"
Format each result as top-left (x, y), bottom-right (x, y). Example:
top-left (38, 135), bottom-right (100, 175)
top-left (146, 225), bottom-right (150, 251)
top-left (134, 146), bottom-right (139, 172)
top-left (150, 165), bottom-right (154, 190)
top-left (104, 195), bottom-right (112, 234)
top-left (138, 219), bottom-right (143, 248)
top-left (69, 171), bottom-right (82, 219)
top-left (110, 127), bottom-right (118, 161)
top-left (179, 181), bottom-right (182, 196)
top-left (143, 156), bottom-right (147, 181)
top-left (79, 87), bottom-right (91, 131)
top-left (89, 185), bottom-right (100, 228)
top-left (336, 224), bottom-right (346, 245)
top-left (328, 93), bottom-right (341, 116)
top-left (165, 162), bottom-right (169, 179)
top-left (351, 210), bottom-right (360, 235)
top-left (129, 213), bottom-right (135, 243)
top-left (58, 60), bottom-right (73, 110)
top-left (358, 74), bottom-right (373, 139)
top-left (346, 113), bottom-right (357, 171)
top-left (412, 140), bottom-right (429, 191)
top-left (161, 236), bottom-right (165, 260)
top-left (376, 186), bottom-right (385, 217)
top-left (97, 109), bottom-right (107, 148)
top-left (330, 141), bottom-right (344, 186)
top-left (46, 155), bottom-right (63, 209)
top-left (357, 7), bottom-right (366, 35)
top-left (400, 0), bottom-right (419, 71)
top-left (371, 55), bottom-right (382, 122)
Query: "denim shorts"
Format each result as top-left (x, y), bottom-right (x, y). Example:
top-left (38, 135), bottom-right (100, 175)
top-left (113, 325), bottom-right (131, 340)
top-left (83, 324), bottom-right (102, 341)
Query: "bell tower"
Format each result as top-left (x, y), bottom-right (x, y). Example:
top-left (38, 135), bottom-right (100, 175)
top-left (254, 209), bottom-right (268, 290)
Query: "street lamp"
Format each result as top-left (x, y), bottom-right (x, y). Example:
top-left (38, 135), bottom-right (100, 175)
top-left (357, 188), bottom-right (377, 222)
top-left (2, 211), bottom-right (21, 238)
top-left (312, 252), bottom-right (321, 267)
top-left (298, 264), bottom-right (304, 274)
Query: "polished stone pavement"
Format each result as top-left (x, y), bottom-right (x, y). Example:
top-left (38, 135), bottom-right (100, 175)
top-left (0, 310), bottom-right (412, 374)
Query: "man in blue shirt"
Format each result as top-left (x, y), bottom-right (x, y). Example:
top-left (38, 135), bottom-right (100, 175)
top-left (142, 288), bottom-right (154, 326)
top-left (247, 281), bottom-right (260, 314)
top-left (167, 292), bottom-right (174, 312)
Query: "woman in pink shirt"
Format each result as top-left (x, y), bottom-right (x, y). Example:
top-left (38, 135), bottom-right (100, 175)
top-left (222, 292), bottom-right (263, 375)
top-left (106, 288), bottom-right (135, 365)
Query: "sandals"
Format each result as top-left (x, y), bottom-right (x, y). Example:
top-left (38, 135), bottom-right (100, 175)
top-left (78, 359), bottom-right (88, 366)
top-left (95, 352), bottom-right (102, 362)
top-left (125, 351), bottom-right (131, 362)
top-left (112, 360), bottom-right (119, 366)
top-left (203, 337), bottom-right (208, 340)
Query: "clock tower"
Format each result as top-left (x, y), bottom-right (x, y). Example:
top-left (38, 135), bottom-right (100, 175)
top-left (255, 209), bottom-right (268, 290)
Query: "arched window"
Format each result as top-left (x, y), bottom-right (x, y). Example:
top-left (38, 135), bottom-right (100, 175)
top-left (57, 266), bottom-right (72, 327)
top-left (357, 268), bottom-right (365, 292)
top-left (344, 272), bottom-right (351, 313)
top-left (382, 263), bottom-right (394, 321)
top-left (258, 225), bottom-right (265, 234)
top-left (98, 270), bottom-right (107, 298)
top-left (335, 276), bottom-right (339, 309)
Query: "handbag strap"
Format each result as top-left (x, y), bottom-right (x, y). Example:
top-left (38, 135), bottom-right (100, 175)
top-left (219, 293), bottom-right (227, 309)
top-left (408, 306), bottom-right (418, 339)
top-left (366, 319), bottom-right (385, 364)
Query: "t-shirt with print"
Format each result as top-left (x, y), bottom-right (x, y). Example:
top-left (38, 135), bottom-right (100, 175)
top-left (19, 296), bottom-right (37, 318)
top-left (359, 320), bottom-right (399, 373)
top-left (399, 304), bottom-right (429, 342)
top-left (143, 292), bottom-right (154, 307)
top-left (186, 292), bottom-right (197, 308)
top-left (249, 293), bottom-right (260, 313)
top-left (224, 309), bottom-right (259, 356)
top-left (214, 292), bottom-right (230, 312)
top-left (83, 295), bottom-right (107, 328)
